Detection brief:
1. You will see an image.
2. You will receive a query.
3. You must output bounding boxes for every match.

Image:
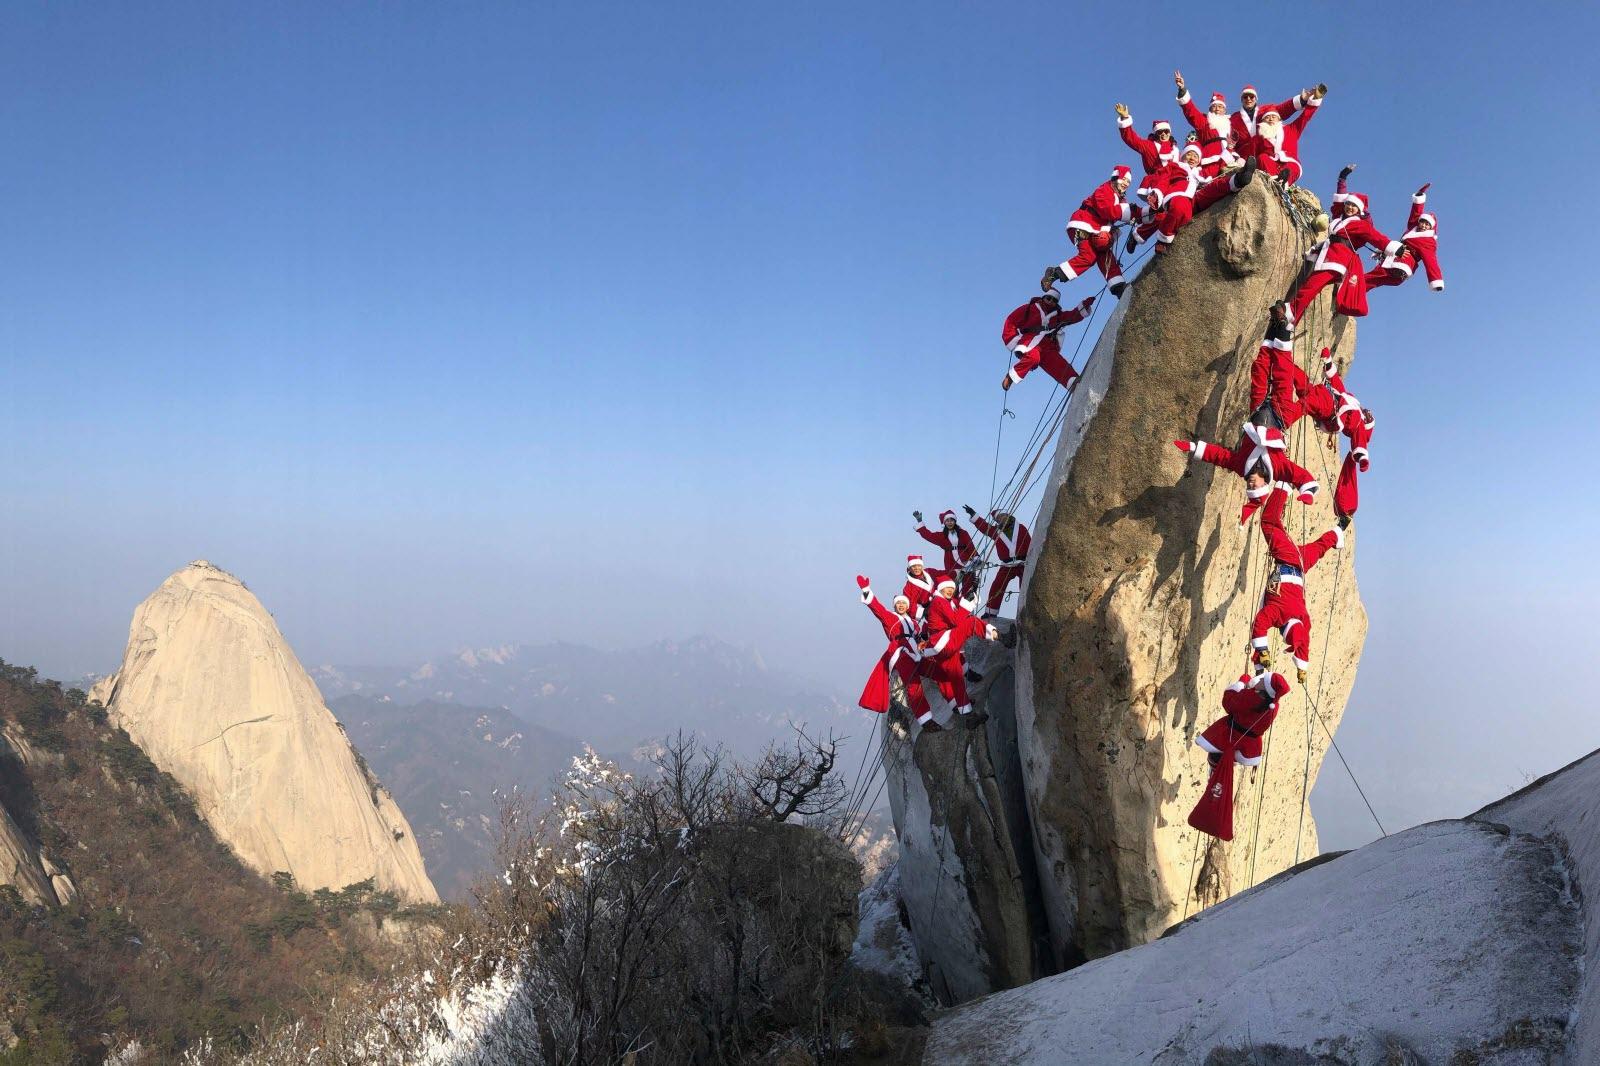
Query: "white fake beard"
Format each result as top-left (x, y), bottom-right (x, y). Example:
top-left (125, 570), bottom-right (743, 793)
top-left (1207, 111), bottom-right (1229, 137)
top-left (1259, 122), bottom-right (1284, 149)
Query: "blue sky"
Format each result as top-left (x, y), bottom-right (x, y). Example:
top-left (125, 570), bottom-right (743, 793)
top-left (3, 2), bottom-right (1597, 848)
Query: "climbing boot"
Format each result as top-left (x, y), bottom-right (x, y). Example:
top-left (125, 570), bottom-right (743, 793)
top-left (1108, 279), bottom-right (1127, 298)
top-left (1253, 648), bottom-right (1273, 670)
top-left (1235, 156), bottom-right (1258, 189)
top-left (1297, 668), bottom-right (1309, 685)
top-left (1040, 264), bottom-right (1068, 291)
top-left (1124, 231), bottom-right (1140, 254)
top-left (1337, 513), bottom-right (1352, 531)
top-left (919, 718), bottom-right (944, 734)
top-left (1154, 242), bottom-right (1170, 255)
top-left (959, 709), bottom-right (990, 730)
top-left (964, 668), bottom-right (984, 684)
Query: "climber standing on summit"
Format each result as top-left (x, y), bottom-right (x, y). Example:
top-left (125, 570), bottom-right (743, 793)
top-left (965, 505), bottom-right (1030, 619)
top-left (914, 510), bottom-right (979, 599)
top-left (1041, 165), bottom-right (1148, 297)
top-left (1001, 288), bottom-right (1095, 391)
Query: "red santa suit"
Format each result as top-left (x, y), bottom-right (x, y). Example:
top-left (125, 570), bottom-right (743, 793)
top-left (1366, 188), bottom-right (1445, 293)
top-left (1287, 180), bottom-right (1401, 325)
top-left (1002, 294), bottom-right (1094, 389)
top-left (901, 555), bottom-right (943, 621)
top-left (916, 512), bottom-right (979, 598)
top-left (1176, 90), bottom-right (1240, 178)
top-left (1240, 95), bottom-right (1319, 185)
top-left (856, 578), bottom-right (933, 724)
top-left (971, 512), bottom-right (1031, 617)
top-left (1133, 150), bottom-right (1253, 249)
top-left (1188, 672), bottom-right (1290, 841)
top-left (1058, 167), bottom-right (1147, 291)
top-left (1250, 341), bottom-right (1375, 520)
top-left (1250, 490), bottom-right (1343, 674)
top-left (1174, 423), bottom-right (1319, 524)
top-left (1118, 113), bottom-right (1180, 201)
top-left (1228, 86), bottom-right (1303, 153)
top-left (922, 582), bottom-right (995, 714)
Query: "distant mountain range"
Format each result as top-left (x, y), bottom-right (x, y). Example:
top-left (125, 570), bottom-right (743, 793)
top-left (319, 636), bottom-right (856, 898)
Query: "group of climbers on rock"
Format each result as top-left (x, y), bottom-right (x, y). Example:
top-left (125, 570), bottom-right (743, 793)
top-left (854, 69), bottom-right (1446, 758)
top-left (854, 506), bottom-right (1032, 735)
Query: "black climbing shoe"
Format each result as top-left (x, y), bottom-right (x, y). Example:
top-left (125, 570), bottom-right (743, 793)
top-left (1125, 231), bottom-right (1139, 255)
top-left (1040, 264), bottom-right (1068, 291)
top-left (960, 710), bottom-right (990, 730)
top-left (1236, 156), bottom-right (1258, 189)
top-left (1109, 280), bottom-right (1127, 298)
top-left (964, 668), bottom-right (984, 684)
top-left (1338, 513), bottom-right (1352, 530)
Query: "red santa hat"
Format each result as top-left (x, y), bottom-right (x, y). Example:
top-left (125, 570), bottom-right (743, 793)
top-left (906, 554), bottom-right (926, 569)
top-left (1180, 141), bottom-right (1203, 159)
top-left (1416, 212), bottom-right (1437, 229)
top-left (1210, 91), bottom-right (1226, 106)
top-left (1150, 119), bottom-right (1172, 134)
top-left (892, 594), bottom-right (912, 608)
top-left (935, 576), bottom-right (958, 592)
top-left (1336, 191), bottom-right (1370, 215)
top-left (1111, 164), bottom-right (1133, 182)
top-left (938, 509), bottom-right (958, 525)
top-left (1038, 287), bottom-right (1061, 302)
top-left (1252, 671), bottom-right (1290, 704)
top-left (1257, 106), bottom-right (1280, 120)
top-left (1241, 84), bottom-right (1258, 96)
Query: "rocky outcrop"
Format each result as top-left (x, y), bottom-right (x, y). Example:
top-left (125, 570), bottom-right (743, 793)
top-left (0, 801), bottom-right (56, 906)
top-left (1014, 179), bottom-right (1364, 962)
top-left (880, 628), bottom-right (1050, 1003)
top-left (91, 561), bottom-right (438, 902)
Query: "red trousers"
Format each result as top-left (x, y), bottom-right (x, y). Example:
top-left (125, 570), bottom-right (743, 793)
top-left (892, 654), bottom-right (932, 720)
top-left (1364, 266), bottom-right (1408, 290)
top-left (1288, 269), bottom-right (1338, 323)
top-left (1254, 154), bottom-right (1302, 184)
top-left (1010, 342), bottom-right (1079, 389)
top-left (1062, 231), bottom-right (1124, 284)
top-left (1251, 584), bottom-right (1311, 672)
top-left (920, 651), bottom-right (971, 709)
top-left (1334, 451), bottom-right (1360, 520)
top-left (1135, 174), bottom-right (1239, 246)
top-left (983, 562), bottom-right (1023, 615)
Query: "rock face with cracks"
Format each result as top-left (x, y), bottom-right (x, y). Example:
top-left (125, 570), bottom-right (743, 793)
top-left (883, 179), bottom-right (1368, 999)
top-left (91, 561), bottom-right (438, 901)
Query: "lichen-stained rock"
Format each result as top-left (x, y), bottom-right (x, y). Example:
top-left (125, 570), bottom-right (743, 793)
top-left (880, 629), bottom-right (1050, 1003)
top-left (90, 561), bottom-right (438, 902)
top-left (1016, 179), bottom-right (1365, 963)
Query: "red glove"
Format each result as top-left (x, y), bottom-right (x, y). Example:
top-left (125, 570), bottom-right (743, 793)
top-left (1079, 296), bottom-right (1096, 313)
top-left (1174, 440), bottom-right (1195, 453)
top-left (1297, 490), bottom-right (1316, 505)
top-left (856, 574), bottom-right (870, 590)
top-left (1416, 182), bottom-right (1431, 197)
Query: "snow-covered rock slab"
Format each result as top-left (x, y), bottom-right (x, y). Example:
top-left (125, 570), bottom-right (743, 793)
top-left (925, 819), bottom-right (1579, 1064)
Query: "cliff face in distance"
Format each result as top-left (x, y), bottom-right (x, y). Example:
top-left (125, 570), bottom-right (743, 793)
top-left (91, 561), bottom-right (438, 903)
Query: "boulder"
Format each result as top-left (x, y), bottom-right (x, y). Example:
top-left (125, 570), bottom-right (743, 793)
top-left (1014, 178), bottom-right (1365, 962)
top-left (91, 561), bottom-right (438, 901)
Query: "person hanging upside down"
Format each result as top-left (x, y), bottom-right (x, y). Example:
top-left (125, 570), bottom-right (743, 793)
top-left (1283, 164), bottom-right (1400, 324)
top-left (964, 505), bottom-right (1030, 619)
top-left (1238, 85), bottom-right (1324, 185)
top-left (1250, 489), bottom-right (1343, 682)
top-left (1365, 182), bottom-right (1445, 294)
top-left (1129, 142), bottom-right (1258, 253)
top-left (1187, 671), bottom-right (1291, 841)
top-left (856, 575), bottom-right (938, 731)
top-left (921, 575), bottom-right (998, 727)
top-left (1173, 423), bottom-right (1319, 524)
top-left (1001, 288), bottom-right (1095, 391)
top-left (1040, 165), bottom-right (1150, 298)
top-left (914, 509), bottom-right (979, 599)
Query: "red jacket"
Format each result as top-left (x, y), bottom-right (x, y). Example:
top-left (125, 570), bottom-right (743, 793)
top-left (1176, 92), bottom-right (1238, 178)
top-left (1002, 296), bottom-right (1091, 357)
top-left (972, 514), bottom-right (1031, 567)
top-left (1229, 93), bottom-right (1302, 149)
top-left (1142, 158), bottom-right (1202, 208)
top-left (1178, 425), bottom-right (1319, 522)
top-left (1380, 191), bottom-right (1445, 290)
top-left (1199, 673), bottom-right (1286, 764)
top-left (923, 594), bottom-right (988, 660)
top-left (1068, 178), bottom-right (1142, 238)
top-left (1311, 182), bottom-right (1400, 276)
top-left (1240, 95), bottom-right (1319, 175)
top-left (1118, 114), bottom-right (1179, 175)
top-left (915, 514), bottom-right (977, 571)
top-left (858, 587), bottom-right (924, 714)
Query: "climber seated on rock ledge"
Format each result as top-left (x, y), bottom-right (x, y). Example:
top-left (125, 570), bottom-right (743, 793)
top-left (1000, 288), bottom-right (1095, 391)
top-left (920, 577), bottom-right (997, 730)
top-left (1124, 133), bottom-right (1258, 255)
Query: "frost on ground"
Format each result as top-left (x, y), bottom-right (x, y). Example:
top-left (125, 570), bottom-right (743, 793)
top-left (925, 819), bottom-right (1580, 1065)
top-left (852, 860), bottom-right (929, 1002)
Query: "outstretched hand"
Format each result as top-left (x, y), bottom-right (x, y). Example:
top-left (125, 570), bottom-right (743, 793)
top-left (1115, 102), bottom-right (1130, 119)
top-left (912, 510), bottom-right (923, 523)
top-left (1174, 70), bottom-right (1185, 92)
top-left (1314, 82), bottom-right (1328, 98)
top-left (1173, 440), bottom-right (1195, 454)
top-left (963, 505), bottom-right (977, 517)
top-left (1338, 163), bottom-right (1356, 182)
top-left (1416, 181), bottom-right (1432, 197)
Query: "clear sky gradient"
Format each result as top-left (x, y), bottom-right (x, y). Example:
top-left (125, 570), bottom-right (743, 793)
top-left (4, 2), bottom-right (1597, 848)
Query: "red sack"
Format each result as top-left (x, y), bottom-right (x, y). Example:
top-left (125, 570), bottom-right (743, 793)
top-left (1333, 269), bottom-right (1369, 317)
top-left (857, 657), bottom-right (891, 714)
top-left (1188, 755), bottom-right (1237, 841)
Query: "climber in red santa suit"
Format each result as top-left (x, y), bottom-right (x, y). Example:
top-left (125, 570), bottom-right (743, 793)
top-left (964, 505), bottom-right (1030, 619)
top-left (1188, 671), bottom-right (1291, 841)
top-left (1115, 103), bottom-right (1179, 203)
top-left (1040, 165), bottom-right (1150, 298)
top-left (920, 576), bottom-right (998, 727)
top-left (1249, 489), bottom-right (1343, 682)
top-left (1129, 141), bottom-right (1259, 254)
top-left (1174, 82), bottom-right (1237, 179)
top-left (901, 555), bottom-right (942, 621)
top-left (1365, 182), bottom-right (1446, 295)
top-left (1172, 423), bottom-right (1319, 524)
top-left (1001, 288), bottom-right (1096, 391)
top-left (1283, 164), bottom-right (1401, 325)
top-left (914, 510), bottom-right (980, 598)
top-left (1174, 71), bottom-right (1300, 154)
top-left (855, 576), bottom-right (939, 731)
top-left (1240, 85), bottom-right (1324, 186)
